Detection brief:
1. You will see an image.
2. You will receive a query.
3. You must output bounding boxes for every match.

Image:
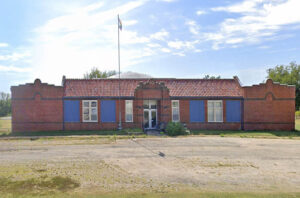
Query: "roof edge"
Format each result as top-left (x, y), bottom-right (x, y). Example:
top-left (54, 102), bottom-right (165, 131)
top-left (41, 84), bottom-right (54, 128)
top-left (242, 78), bottom-right (296, 88)
top-left (64, 77), bottom-right (237, 81)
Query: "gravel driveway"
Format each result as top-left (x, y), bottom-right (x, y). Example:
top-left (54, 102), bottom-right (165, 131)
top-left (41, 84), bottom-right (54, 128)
top-left (1, 136), bottom-right (300, 193)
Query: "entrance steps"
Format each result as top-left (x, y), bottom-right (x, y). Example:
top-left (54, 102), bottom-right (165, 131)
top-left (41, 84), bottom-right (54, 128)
top-left (145, 129), bottom-right (163, 136)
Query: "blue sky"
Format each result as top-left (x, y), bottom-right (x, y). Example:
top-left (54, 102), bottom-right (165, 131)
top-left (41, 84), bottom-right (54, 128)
top-left (1, 0), bottom-right (300, 92)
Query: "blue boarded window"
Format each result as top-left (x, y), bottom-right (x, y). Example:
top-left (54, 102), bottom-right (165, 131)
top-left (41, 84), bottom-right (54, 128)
top-left (64, 100), bottom-right (80, 122)
top-left (226, 100), bottom-right (241, 122)
top-left (190, 100), bottom-right (205, 122)
top-left (101, 100), bottom-right (116, 122)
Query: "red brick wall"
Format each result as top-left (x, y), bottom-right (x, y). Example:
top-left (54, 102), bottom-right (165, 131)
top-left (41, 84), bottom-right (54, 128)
top-left (179, 99), bottom-right (241, 130)
top-left (11, 79), bottom-right (64, 132)
top-left (64, 99), bottom-right (140, 131)
top-left (134, 80), bottom-right (171, 127)
top-left (243, 79), bottom-right (295, 131)
top-left (11, 78), bottom-right (295, 132)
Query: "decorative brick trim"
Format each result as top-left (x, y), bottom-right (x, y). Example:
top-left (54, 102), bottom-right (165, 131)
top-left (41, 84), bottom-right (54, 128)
top-left (245, 92), bottom-right (295, 100)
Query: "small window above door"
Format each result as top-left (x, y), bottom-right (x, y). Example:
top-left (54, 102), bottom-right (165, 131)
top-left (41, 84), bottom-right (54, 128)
top-left (143, 100), bottom-right (157, 109)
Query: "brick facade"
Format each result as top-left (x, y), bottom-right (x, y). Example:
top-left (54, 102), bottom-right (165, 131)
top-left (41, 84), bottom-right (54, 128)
top-left (11, 79), bottom-right (64, 132)
top-left (11, 77), bottom-right (296, 133)
top-left (243, 79), bottom-right (295, 131)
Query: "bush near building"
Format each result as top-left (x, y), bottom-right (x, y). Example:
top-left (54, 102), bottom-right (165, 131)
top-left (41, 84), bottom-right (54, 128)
top-left (165, 122), bottom-right (186, 136)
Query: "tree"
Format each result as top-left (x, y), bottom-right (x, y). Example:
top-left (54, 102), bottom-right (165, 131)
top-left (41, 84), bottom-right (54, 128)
top-left (84, 68), bottom-right (117, 79)
top-left (267, 62), bottom-right (300, 110)
top-left (0, 92), bottom-right (11, 117)
top-left (204, 75), bottom-right (221, 79)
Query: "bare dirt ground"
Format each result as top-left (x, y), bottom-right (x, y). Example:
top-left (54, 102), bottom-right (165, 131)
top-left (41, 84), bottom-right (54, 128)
top-left (0, 136), bottom-right (300, 193)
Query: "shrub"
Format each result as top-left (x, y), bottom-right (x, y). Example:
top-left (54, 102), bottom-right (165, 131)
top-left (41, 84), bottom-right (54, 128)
top-left (165, 122), bottom-right (186, 136)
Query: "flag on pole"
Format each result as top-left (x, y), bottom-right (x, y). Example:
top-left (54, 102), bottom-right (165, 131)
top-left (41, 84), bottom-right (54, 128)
top-left (118, 16), bottom-right (122, 31)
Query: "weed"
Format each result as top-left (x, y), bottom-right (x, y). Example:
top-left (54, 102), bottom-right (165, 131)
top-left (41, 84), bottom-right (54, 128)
top-left (0, 176), bottom-right (79, 194)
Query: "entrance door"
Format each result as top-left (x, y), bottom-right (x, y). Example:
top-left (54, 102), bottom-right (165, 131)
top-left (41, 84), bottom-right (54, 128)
top-left (143, 100), bottom-right (157, 129)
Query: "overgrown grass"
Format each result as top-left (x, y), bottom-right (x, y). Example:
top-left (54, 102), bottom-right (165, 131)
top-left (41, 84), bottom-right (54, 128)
top-left (0, 118), bottom-right (11, 135)
top-left (0, 176), bottom-right (79, 195)
top-left (191, 130), bottom-right (300, 139)
top-left (0, 128), bottom-right (143, 137)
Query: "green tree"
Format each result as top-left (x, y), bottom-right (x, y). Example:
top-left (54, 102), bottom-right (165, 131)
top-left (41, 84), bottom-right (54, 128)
top-left (84, 67), bottom-right (117, 79)
top-left (0, 92), bottom-right (11, 117)
top-left (204, 75), bottom-right (221, 79)
top-left (267, 62), bottom-right (300, 110)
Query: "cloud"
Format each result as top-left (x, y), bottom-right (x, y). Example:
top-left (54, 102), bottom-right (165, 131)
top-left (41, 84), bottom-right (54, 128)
top-left (172, 52), bottom-right (185, 56)
top-left (167, 40), bottom-right (199, 50)
top-left (157, 0), bottom-right (176, 2)
top-left (168, 41), bottom-right (184, 49)
top-left (147, 43), bottom-right (161, 48)
top-left (0, 43), bottom-right (8, 48)
top-left (122, 30), bottom-right (150, 44)
top-left (196, 10), bottom-right (206, 15)
top-left (30, 1), bottom-right (154, 84)
top-left (211, 0), bottom-right (266, 13)
top-left (150, 29), bottom-right (169, 40)
top-left (207, 0), bottom-right (300, 49)
top-left (0, 64), bottom-right (31, 73)
top-left (35, 1), bottom-right (146, 34)
top-left (186, 20), bottom-right (199, 35)
top-left (0, 51), bottom-right (31, 61)
top-left (82, 2), bottom-right (104, 12)
top-left (123, 20), bottom-right (138, 26)
top-left (161, 48), bottom-right (171, 53)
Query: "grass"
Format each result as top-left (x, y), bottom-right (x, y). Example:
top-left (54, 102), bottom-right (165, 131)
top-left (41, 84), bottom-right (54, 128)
top-left (0, 118), bottom-right (11, 135)
top-left (296, 118), bottom-right (300, 131)
top-left (191, 130), bottom-right (300, 139)
top-left (190, 118), bottom-right (300, 139)
top-left (0, 167), bottom-right (299, 198)
top-left (1, 117), bottom-right (300, 139)
top-left (64, 192), bottom-right (300, 198)
top-left (0, 127), bottom-right (143, 137)
top-left (0, 176), bottom-right (79, 194)
top-left (1, 190), bottom-right (300, 198)
top-left (1, 162), bottom-right (298, 197)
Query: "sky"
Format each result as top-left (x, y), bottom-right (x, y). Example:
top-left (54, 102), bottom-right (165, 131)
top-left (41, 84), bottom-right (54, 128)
top-left (1, 0), bottom-right (300, 93)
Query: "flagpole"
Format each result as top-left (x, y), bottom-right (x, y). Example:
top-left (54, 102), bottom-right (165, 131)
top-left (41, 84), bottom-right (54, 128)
top-left (118, 14), bottom-right (122, 130)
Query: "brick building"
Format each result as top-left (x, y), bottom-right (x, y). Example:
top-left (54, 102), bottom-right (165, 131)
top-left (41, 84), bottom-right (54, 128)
top-left (11, 76), bottom-right (296, 132)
